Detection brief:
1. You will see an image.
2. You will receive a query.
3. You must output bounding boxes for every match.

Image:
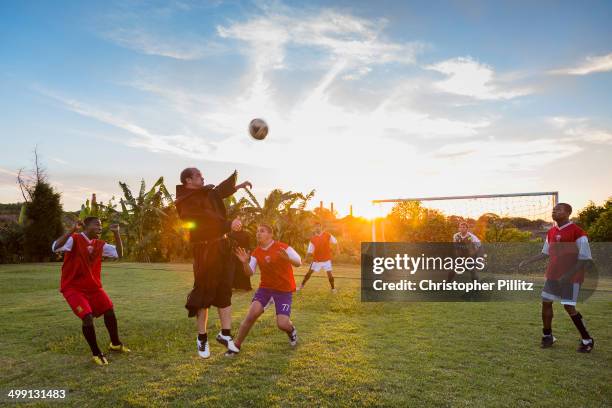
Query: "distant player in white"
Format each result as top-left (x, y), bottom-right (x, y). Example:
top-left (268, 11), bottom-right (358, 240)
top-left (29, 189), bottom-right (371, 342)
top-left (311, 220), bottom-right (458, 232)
top-left (449, 222), bottom-right (482, 281)
top-left (299, 223), bottom-right (338, 292)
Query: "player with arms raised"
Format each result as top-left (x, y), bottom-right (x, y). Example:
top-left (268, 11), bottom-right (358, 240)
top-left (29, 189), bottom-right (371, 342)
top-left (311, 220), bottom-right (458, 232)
top-left (52, 217), bottom-right (129, 366)
top-left (230, 224), bottom-right (301, 355)
top-left (518, 203), bottom-right (595, 353)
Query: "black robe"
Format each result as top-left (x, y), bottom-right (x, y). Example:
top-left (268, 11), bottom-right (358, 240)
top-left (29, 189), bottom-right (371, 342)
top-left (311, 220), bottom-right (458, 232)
top-left (229, 230), bottom-right (253, 290)
top-left (176, 171), bottom-right (237, 316)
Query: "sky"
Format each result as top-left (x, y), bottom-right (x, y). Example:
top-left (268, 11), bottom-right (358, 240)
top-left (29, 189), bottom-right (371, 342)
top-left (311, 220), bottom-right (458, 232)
top-left (1, 0), bottom-right (611, 218)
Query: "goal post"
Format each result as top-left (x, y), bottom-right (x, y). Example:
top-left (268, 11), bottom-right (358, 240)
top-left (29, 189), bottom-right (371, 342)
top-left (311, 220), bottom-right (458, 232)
top-left (371, 191), bottom-right (559, 241)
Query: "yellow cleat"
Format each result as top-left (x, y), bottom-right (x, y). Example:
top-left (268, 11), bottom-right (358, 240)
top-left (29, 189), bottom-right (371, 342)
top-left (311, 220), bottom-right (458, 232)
top-left (92, 354), bottom-right (109, 366)
top-left (109, 343), bottom-right (131, 353)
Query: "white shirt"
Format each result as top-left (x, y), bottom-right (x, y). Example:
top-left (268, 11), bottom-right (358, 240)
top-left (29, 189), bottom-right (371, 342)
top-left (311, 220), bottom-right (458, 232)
top-left (452, 232), bottom-right (481, 249)
top-left (248, 241), bottom-right (301, 275)
top-left (306, 233), bottom-right (338, 254)
top-left (52, 233), bottom-right (119, 258)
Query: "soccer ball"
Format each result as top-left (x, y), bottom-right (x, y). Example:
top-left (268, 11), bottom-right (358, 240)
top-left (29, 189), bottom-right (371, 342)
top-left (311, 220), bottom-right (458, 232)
top-left (249, 118), bottom-right (268, 140)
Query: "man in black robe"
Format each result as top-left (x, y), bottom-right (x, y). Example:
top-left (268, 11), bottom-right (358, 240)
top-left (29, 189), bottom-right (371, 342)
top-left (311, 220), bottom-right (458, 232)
top-left (175, 167), bottom-right (251, 358)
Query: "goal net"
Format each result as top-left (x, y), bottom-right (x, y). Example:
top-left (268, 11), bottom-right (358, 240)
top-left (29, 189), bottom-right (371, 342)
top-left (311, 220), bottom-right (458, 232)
top-left (371, 191), bottom-right (558, 242)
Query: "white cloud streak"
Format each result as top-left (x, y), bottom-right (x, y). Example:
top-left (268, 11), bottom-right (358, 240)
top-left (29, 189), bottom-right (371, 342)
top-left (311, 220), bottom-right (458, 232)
top-left (549, 53), bottom-right (612, 75)
top-left (426, 57), bottom-right (532, 100)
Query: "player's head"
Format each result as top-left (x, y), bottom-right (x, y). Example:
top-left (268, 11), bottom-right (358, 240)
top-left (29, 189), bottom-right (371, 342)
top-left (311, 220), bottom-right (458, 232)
top-left (314, 222), bottom-right (322, 234)
top-left (552, 203), bottom-right (572, 223)
top-left (256, 224), bottom-right (274, 246)
top-left (83, 216), bottom-right (102, 238)
top-left (458, 221), bottom-right (469, 234)
top-left (180, 167), bottom-right (203, 189)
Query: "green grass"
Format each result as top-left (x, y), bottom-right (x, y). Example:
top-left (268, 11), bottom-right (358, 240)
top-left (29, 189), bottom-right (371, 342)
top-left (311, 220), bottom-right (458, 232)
top-left (0, 262), bottom-right (610, 407)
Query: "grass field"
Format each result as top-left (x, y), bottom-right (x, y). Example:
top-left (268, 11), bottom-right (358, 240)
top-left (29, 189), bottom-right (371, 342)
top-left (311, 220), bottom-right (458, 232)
top-left (1, 262), bottom-right (610, 407)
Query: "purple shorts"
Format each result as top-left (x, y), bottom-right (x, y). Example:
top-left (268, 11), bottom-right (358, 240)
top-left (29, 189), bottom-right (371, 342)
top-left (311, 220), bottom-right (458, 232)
top-left (252, 287), bottom-right (293, 316)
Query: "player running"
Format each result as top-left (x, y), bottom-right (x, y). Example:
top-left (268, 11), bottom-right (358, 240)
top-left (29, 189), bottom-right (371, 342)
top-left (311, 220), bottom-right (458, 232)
top-left (229, 224), bottom-right (301, 356)
top-left (298, 222), bottom-right (338, 292)
top-left (52, 217), bottom-right (129, 366)
top-left (518, 203), bottom-right (595, 353)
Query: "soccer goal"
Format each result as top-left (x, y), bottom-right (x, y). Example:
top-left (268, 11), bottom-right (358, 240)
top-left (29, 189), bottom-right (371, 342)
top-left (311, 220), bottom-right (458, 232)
top-left (371, 191), bottom-right (559, 241)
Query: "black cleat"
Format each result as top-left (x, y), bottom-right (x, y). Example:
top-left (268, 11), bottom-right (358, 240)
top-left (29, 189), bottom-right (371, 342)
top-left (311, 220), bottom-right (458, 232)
top-left (541, 335), bottom-right (556, 348)
top-left (577, 338), bottom-right (594, 353)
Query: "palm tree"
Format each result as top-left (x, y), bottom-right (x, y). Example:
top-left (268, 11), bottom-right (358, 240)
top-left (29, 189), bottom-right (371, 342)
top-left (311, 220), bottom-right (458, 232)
top-left (238, 188), bottom-right (315, 253)
top-left (118, 177), bottom-right (173, 262)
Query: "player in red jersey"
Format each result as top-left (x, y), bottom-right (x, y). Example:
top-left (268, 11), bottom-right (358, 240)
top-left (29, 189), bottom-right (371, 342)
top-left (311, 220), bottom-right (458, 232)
top-left (52, 217), bottom-right (129, 365)
top-left (519, 203), bottom-right (594, 353)
top-left (229, 224), bottom-right (301, 356)
top-left (299, 222), bottom-right (338, 292)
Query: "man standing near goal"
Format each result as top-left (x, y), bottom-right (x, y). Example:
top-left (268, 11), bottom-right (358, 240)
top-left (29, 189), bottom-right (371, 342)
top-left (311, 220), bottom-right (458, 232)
top-left (518, 203), bottom-right (595, 353)
top-left (449, 221), bottom-right (482, 282)
top-left (176, 168), bottom-right (252, 358)
top-left (298, 222), bottom-right (338, 292)
top-left (230, 224), bottom-right (301, 355)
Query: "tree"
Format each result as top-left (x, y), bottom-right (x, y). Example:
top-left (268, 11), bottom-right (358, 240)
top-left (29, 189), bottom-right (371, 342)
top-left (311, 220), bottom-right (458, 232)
top-left (587, 207), bottom-right (612, 242)
top-left (0, 221), bottom-right (25, 263)
top-left (118, 177), bottom-right (174, 262)
top-left (23, 181), bottom-right (64, 261)
top-left (577, 200), bottom-right (610, 230)
top-left (240, 188), bottom-right (315, 254)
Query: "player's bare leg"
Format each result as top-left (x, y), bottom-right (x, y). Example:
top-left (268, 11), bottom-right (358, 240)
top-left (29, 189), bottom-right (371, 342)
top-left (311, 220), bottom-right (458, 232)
top-left (196, 308), bottom-right (210, 358)
top-left (232, 301), bottom-right (265, 353)
top-left (564, 304), bottom-right (594, 352)
top-left (541, 301), bottom-right (555, 348)
top-left (216, 305), bottom-right (239, 353)
top-left (299, 267), bottom-right (314, 290)
top-left (218, 306), bottom-right (232, 331)
top-left (276, 314), bottom-right (298, 346)
top-left (326, 270), bottom-right (336, 292)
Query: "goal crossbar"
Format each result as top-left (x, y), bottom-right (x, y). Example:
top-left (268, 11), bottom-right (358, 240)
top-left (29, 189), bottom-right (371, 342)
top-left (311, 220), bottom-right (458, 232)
top-left (373, 191), bottom-right (558, 204)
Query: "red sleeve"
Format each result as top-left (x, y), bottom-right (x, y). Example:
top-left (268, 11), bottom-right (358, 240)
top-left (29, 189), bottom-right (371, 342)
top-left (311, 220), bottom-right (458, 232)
top-left (574, 225), bottom-right (587, 240)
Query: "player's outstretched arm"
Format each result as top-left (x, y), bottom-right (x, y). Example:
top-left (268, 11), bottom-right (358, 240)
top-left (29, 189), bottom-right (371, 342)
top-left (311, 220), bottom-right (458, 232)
top-left (517, 253), bottom-right (548, 271)
top-left (235, 247), bottom-right (254, 276)
top-left (109, 224), bottom-right (123, 258)
top-left (53, 221), bottom-right (81, 251)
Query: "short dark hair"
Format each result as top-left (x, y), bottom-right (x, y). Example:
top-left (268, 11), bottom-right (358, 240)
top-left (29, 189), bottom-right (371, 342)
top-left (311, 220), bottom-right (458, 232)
top-left (259, 224), bottom-right (274, 234)
top-left (557, 202), bottom-right (572, 214)
top-left (459, 221), bottom-right (468, 228)
top-left (83, 216), bottom-right (100, 226)
top-left (180, 167), bottom-right (198, 185)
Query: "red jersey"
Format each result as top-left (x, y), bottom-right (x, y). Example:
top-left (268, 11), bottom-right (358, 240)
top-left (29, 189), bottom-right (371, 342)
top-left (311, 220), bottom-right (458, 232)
top-left (544, 223), bottom-right (589, 283)
top-left (251, 241), bottom-right (296, 292)
top-left (310, 232), bottom-right (333, 262)
top-left (59, 233), bottom-right (106, 292)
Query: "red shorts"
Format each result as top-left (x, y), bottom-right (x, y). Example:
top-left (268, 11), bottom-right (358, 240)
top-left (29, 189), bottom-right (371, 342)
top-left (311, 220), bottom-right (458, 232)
top-left (62, 287), bottom-right (113, 319)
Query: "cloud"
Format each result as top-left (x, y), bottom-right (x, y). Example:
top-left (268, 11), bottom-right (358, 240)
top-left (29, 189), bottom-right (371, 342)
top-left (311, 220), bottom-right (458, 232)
top-left (426, 57), bottom-right (532, 100)
top-left (102, 27), bottom-right (224, 60)
top-left (217, 7), bottom-right (424, 79)
top-left (549, 116), bottom-right (612, 144)
top-left (549, 52), bottom-right (612, 75)
top-left (432, 138), bottom-right (582, 172)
